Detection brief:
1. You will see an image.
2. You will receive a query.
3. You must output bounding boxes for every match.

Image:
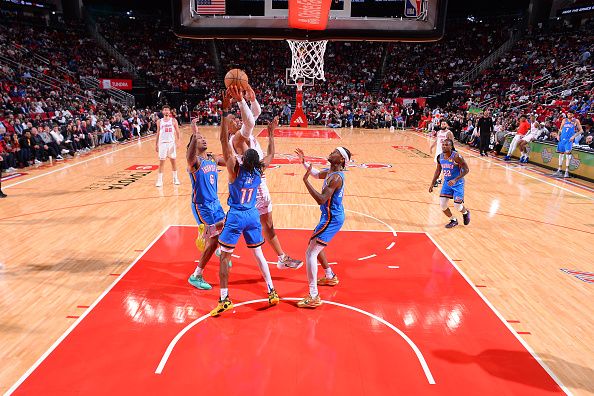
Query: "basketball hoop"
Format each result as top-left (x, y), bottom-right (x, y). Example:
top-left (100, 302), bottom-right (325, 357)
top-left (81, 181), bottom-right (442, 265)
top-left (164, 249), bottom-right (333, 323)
top-left (287, 40), bottom-right (328, 82)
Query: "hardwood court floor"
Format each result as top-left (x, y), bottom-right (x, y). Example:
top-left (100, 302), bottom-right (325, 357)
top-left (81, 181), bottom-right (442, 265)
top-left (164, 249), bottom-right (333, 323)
top-left (0, 126), bottom-right (592, 395)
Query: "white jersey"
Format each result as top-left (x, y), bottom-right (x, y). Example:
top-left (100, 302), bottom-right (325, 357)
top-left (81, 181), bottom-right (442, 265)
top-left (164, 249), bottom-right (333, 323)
top-left (159, 118), bottom-right (175, 144)
top-left (230, 134), bottom-right (265, 163)
top-left (436, 129), bottom-right (450, 146)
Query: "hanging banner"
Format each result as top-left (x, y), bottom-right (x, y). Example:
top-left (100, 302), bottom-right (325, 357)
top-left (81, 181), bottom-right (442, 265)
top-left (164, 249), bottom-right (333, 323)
top-left (99, 79), bottom-right (133, 91)
top-left (288, 0), bottom-right (332, 30)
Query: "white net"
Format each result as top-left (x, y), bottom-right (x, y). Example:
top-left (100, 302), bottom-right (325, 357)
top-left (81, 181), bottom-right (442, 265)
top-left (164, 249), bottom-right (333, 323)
top-left (287, 40), bottom-right (328, 82)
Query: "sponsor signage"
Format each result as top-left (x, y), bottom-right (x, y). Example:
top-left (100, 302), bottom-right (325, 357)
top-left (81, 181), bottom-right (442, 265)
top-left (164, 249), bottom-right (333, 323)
top-left (99, 79), bottom-right (133, 91)
top-left (558, 5), bottom-right (594, 16)
top-left (84, 165), bottom-right (156, 190)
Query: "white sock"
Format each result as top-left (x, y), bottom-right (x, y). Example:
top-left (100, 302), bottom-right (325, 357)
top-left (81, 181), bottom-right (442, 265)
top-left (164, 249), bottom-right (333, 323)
top-left (558, 154), bottom-right (564, 170)
top-left (173, 170), bottom-right (178, 179)
top-left (325, 267), bottom-right (334, 278)
top-left (220, 288), bottom-right (228, 300)
top-left (306, 241), bottom-right (324, 297)
top-left (566, 155), bottom-right (571, 168)
top-left (193, 267), bottom-right (203, 277)
top-left (157, 172), bottom-right (163, 179)
top-left (278, 254), bottom-right (285, 262)
top-left (253, 247), bottom-right (274, 292)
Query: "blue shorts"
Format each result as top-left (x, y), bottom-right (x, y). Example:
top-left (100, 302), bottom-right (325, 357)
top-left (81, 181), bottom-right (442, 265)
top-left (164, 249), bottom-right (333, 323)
top-left (311, 212), bottom-right (345, 246)
top-left (440, 180), bottom-right (465, 203)
top-left (219, 207), bottom-right (264, 250)
top-left (557, 139), bottom-right (573, 153)
top-left (191, 201), bottom-right (226, 226)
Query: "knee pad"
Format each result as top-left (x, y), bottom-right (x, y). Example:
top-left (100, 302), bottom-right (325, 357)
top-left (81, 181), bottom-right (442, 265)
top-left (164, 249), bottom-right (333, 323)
top-left (454, 202), bottom-right (464, 212)
top-left (440, 197), bottom-right (449, 211)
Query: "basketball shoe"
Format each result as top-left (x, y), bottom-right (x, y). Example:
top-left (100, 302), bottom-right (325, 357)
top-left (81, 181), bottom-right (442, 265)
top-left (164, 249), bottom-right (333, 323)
top-left (195, 224), bottom-right (206, 252)
top-left (188, 275), bottom-right (212, 290)
top-left (445, 218), bottom-right (459, 228)
top-left (210, 297), bottom-right (233, 316)
top-left (277, 254), bottom-right (303, 270)
top-left (317, 275), bottom-right (339, 286)
top-left (297, 294), bottom-right (322, 308)
top-left (268, 289), bottom-right (280, 305)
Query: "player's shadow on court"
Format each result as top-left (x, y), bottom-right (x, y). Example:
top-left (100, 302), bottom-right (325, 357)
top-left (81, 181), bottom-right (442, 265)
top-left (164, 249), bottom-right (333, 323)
top-left (433, 349), bottom-right (594, 393)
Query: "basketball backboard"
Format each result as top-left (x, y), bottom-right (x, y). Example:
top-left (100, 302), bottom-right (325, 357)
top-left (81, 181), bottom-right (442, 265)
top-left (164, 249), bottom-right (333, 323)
top-left (172, 0), bottom-right (447, 41)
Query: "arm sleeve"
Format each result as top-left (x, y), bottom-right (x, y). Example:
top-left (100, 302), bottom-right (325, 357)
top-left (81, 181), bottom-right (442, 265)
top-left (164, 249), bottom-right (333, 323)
top-left (238, 99), bottom-right (255, 139)
top-left (251, 99), bottom-right (261, 121)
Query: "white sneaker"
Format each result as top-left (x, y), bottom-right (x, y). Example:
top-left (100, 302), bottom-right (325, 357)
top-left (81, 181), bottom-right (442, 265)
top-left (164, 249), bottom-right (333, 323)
top-left (156, 179), bottom-right (163, 187)
top-left (61, 149), bottom-right (69, 154)
top-left (7, 167), bottom-right (16, 172)
top-left (56, 156), bottom-right (64, 160)
top-left (173, 178), bottom-right (180, 185)
top-left (34, 159), bottom-right (42, 164)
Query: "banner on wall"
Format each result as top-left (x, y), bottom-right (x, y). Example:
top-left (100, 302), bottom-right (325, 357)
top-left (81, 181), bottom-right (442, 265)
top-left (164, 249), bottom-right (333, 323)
top-left (99, 79), bottom-right (133, 91)
top-left (395, 97), bottom-right (426, 108)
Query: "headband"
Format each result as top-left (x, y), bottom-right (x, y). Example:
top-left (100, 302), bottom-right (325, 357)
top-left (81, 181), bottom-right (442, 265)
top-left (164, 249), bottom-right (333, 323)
top-left (337, 147), bottom-right (349, 163)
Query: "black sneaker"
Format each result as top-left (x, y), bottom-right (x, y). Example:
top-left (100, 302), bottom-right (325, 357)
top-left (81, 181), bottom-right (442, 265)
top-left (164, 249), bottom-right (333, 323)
top-left (445, 219), bottom-right (458, 229)
top-left (463, 210), bottom-right (470, 225)
top-left (0, 191), bottom-right (6, 198)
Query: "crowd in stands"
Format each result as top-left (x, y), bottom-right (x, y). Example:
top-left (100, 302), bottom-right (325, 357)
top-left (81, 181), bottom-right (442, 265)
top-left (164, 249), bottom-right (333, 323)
top-left (1, 9), bottom-right (593, 179)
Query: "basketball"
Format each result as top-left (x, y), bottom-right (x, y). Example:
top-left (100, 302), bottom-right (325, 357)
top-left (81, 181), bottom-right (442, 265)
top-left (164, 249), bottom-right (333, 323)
top-left (224, 68), bottom-right (249, 89)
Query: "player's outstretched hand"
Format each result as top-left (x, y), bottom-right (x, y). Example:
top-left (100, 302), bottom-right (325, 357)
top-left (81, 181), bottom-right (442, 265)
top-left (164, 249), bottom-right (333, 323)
top-left (303, 163), bottom-right (312, 181)
top-left (222, 89), bottom-right (232, 110)
top-left (227, 86), bottom-right (243, 102)
top-left (267, 116), bottom-right (279, 135)
top-left (245, 85), bottom-right (255, 102)
top-left (428, 185), bottom-right (433, 193)
top-left (295, 148), bottom-right (305, 164)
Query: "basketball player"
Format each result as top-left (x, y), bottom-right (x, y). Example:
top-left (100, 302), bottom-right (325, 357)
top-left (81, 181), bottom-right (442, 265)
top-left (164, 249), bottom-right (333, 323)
top-left (296, 146), bottom-right (351, 308)
top-left (187, 118), bottom-right (227, 290)
top-left (429, 139), bottom-right (470, 228)
top-left (155, 105), bottom-right (181, 187)
top-left (430, 120), bottom-right (454, 187)
top-left (504, 115), bottom-right (530, 161)
top-left (210, 96), bottom-right (280, 317)
top-left (226, 85), bottom-right (303, 270)
top-left (553, 110), bottom-right (583, 178)
top-left (518, 116), bottom-right (539, 163)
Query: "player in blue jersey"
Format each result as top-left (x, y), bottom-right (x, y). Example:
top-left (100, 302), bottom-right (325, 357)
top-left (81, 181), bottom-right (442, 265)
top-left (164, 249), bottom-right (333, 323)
top-left (296, 146), bottom-right (351, 308)
top-left (186, 118), bottom-right (228, 290)
top-left (209, 90), bottom-right (280, 317)
top-left (429, 139), bottom-right (471, 229)
top-left (553, 110), bottom-right (583, 178)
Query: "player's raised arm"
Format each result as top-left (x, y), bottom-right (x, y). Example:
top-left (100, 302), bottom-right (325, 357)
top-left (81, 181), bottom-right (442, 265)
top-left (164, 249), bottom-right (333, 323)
top-left (303, 169), bottom-right (341, 205)
top-left (295, 148), bottom-right (328, 179)
top-left (186, 133), bottom-right (198, 170)
top-left (230, 85), bottom-right (255, 139)
top-left (220, 91), bottom-right (238, 178)
top-left (429, 161), bottom-right (442, 192)
top-left (245, 85), bottom-right (261, 121)
top-left (262, 116), bottom-right (277, 167)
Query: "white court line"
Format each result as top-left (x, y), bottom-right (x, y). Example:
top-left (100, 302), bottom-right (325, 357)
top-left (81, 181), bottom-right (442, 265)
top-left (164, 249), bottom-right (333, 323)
top-left (388, 266), bottom-right (400, 269)
top-left (3, 136), bottom-right (156, 189)
top-left (154, 297), bottom-right (436, 385)
top-left (358, 254), bottom-right (377, 261)
top-left (5, 225), bottom-right (171, 396)
top-left (424, 232), bottom-right (572, 395)
top-left (410, 130), bottom-right (593, 201)
top-left (386, 242), bottom-right (396, 250)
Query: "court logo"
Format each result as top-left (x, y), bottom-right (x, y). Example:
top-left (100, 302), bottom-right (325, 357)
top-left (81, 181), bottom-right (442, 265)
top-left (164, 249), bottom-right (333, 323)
top-left (541, 148), bottom-right (553, 163)
top-left (568, 154), bottom-right (581, 171)
top-left (84, 165), bottom-right (157, 190)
